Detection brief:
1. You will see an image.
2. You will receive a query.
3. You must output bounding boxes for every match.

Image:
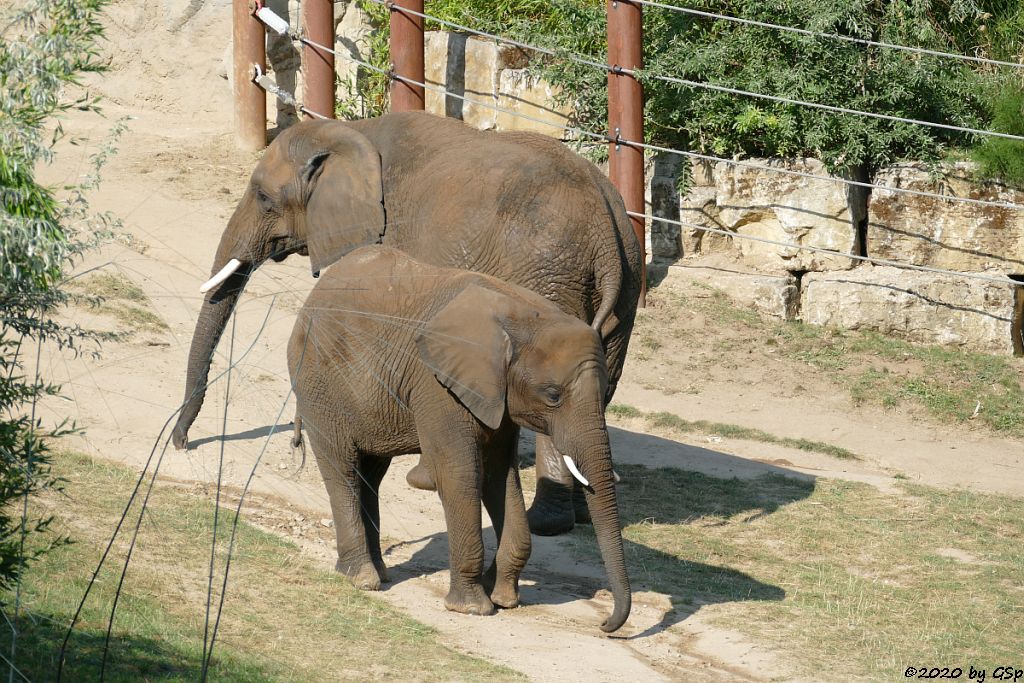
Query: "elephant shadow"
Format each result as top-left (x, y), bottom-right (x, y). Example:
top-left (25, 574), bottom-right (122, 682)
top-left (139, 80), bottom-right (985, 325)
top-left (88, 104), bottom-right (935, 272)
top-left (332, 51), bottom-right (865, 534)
top-left (389, 425), bottom-right (813, 639)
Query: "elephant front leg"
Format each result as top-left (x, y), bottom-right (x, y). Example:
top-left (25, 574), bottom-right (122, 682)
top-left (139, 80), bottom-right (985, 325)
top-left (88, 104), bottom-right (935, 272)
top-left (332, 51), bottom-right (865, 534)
top-left (420, 433), bottom-right (494, 615)
top-left (436, 472), bottom-right (494, 615)
top-left (527, 435), bottom-right (578, 535)
top-left (482, 427), bottom-right (531, 609)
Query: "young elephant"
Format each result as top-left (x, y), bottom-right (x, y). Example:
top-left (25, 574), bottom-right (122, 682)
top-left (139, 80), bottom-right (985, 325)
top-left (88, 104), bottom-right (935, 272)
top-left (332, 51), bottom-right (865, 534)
top-left (288, 246), bottom-right (630, 632)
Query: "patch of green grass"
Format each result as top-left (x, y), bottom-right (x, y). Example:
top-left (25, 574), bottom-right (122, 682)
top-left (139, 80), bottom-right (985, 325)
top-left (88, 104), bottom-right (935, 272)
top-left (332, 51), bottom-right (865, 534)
top-left (770, 323), bottom-right (1024, 436)
top-left (608, 403), bottom-right (858, 460)
top-left (16, 452), bottom-right (522, 682)
top-left (570, 464), bottom-right (1024, 679)
top-left (647, 281), bottom-right (1024, 437)
top-left (70, 272), bottom-right (169, 334)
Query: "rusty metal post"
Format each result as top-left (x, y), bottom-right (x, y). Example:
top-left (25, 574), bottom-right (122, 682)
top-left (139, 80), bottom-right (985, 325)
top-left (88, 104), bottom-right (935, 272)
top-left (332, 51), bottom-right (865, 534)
top-left (233, 0), bottom-right (266, 150)
top-left (389, 0), bottom-right (425, 112)
top-left (607, 0), bottom-right (645, 306)
top-left (302, 0), bottom-right (335, 118)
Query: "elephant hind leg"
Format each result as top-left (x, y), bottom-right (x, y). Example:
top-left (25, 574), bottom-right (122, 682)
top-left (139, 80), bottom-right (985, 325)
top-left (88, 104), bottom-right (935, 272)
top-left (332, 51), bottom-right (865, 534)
top-left (526, 435), bottom-right (577, 536)
top-left (303, 416), bottom-right (384, 591)
top-left (357, 454), bottom-right (391, 583)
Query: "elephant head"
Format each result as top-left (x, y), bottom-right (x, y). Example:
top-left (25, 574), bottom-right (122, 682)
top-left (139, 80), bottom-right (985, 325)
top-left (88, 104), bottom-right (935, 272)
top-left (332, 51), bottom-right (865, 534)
top-left (172, 121), bottom-right (385, 449)
top-left (416, 284), bottom-right (631, 632)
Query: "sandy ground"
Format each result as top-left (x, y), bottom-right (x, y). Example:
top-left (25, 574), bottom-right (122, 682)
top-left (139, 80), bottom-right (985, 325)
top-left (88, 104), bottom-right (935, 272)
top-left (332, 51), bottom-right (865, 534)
top-left (31, 2), bottom-right (1024, 680)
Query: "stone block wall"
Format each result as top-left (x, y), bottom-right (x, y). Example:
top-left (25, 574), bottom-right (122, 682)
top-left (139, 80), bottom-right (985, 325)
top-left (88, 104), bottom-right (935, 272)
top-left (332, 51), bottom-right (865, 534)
top-left (657, 157), bottom-right (1024, 354)
top-left (424, 32), bottom-right (572, 136)
top-left (802, 267), bottom-right (1016, 355)
top-left (671, 158), bottom-right (859, 272)
top-left (868, 163), bottom-right (1024, 274)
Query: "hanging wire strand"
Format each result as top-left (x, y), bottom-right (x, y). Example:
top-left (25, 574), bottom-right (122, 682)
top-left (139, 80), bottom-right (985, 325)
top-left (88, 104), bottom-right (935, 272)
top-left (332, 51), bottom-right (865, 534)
top-left (301, 35), bottom-right (1024, 218)
top-left (633, 0), bottom-right (1024, 71)
top-left (298, 33), bottom-right (1024, 211)
top-left (56, 301), bottom-right (278, 682)
top-left (297, 40), bottom-right (1023, 289)
top-left (200, 311), bottom-right (236, 683)
top-left (374, 0), bottom-right (1024, 143)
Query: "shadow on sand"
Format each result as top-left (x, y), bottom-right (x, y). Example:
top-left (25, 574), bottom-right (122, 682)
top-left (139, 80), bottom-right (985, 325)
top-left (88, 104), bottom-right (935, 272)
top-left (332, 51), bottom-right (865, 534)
top-left (380, 425), bottom-right (813, 639)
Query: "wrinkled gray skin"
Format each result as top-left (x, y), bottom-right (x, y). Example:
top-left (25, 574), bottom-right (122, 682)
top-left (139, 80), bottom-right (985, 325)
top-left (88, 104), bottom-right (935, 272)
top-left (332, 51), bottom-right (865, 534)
top-left (289, 246), bottom-right (630, 632)
top-left (171, 111), bottom-right (642, 536)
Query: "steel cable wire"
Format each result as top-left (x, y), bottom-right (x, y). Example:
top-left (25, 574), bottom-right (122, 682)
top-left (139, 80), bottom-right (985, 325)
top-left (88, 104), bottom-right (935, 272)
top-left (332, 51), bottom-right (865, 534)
top-left (372, 0), bottom-right (1024, 143)
top-left (300, 38), bottom-right (1024, 289)
top-left (632, 0), bottom-right (1024, 71)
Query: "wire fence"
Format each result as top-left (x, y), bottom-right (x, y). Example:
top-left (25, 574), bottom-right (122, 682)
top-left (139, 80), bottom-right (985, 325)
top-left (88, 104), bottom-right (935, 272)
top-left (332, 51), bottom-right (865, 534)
top-left (25, 1), bottom-right (1024, 679)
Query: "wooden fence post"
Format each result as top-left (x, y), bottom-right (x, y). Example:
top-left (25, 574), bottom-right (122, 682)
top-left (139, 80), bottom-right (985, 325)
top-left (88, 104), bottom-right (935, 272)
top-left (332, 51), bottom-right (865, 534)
top-left (607, 0), bottom-right (645, 306)
top-left (389, 0), bottom-right (425, 112)
top-left (302, 0), bottom-right (335, 118)
top-left (233, 0), bottom-right (266, 150)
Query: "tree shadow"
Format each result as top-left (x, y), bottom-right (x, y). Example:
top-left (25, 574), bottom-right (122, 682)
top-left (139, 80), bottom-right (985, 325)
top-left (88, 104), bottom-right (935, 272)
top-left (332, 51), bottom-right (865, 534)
top-left (11, 609), bottom-right (277, 682)
top-left (385, 425), bottom-right (813, 639)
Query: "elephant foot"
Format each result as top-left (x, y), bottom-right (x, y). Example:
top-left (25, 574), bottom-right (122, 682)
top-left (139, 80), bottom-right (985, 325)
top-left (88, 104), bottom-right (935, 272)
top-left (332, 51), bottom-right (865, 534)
top-left (445, 583), bottom-right (495, 616)
top-left (527, 479), bottom-right (575, 536)
top-left (572, 483), bottom-right (592, 525)
top-left (490, 581), bottom-right (521, 609)
top-left (372, 557), bottom-right (390, 584)
top-left (482, 561), bottom-right (522, 608)
top-left (405, 462), bottom-right (436, 491)
top-left (336, 558), bottom-right (384, 591)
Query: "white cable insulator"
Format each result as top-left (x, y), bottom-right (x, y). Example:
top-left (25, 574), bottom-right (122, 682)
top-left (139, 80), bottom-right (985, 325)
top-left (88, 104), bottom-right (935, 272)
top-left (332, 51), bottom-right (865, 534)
top-left (255, 7), bottom-right (290, 36)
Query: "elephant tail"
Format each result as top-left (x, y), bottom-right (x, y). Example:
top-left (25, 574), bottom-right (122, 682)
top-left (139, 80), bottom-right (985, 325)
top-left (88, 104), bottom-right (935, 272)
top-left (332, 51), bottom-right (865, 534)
top-left (591, 258), bottom-right (622, 340)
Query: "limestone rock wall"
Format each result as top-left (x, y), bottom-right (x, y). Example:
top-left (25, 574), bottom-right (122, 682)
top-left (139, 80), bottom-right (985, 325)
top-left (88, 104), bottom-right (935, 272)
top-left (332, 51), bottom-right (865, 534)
top-left (670, 158), bottom-right (859, 272)
top-left (868, 163), bottom-right (1024, 274)
top-left (802, 267), bottom-right (1017, 355)
top-left (423, 32), bottom-right (571, 136)
top-left (648, 156), bottom-right (1024, 354)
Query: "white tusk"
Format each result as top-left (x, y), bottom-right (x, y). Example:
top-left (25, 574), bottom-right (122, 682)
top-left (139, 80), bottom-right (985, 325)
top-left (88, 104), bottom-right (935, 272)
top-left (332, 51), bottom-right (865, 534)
top-left (563, 455), bottom-right (589, 488)
top-left (613, 470), bottom-right (621, 484)
top-left (200, 258), bottom-right (242, 293)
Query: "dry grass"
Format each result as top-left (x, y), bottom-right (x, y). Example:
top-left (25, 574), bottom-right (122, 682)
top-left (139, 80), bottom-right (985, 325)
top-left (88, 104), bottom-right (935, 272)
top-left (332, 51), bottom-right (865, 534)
top-left (70, 272), bottom-right (169, 334)
top-left (634, 278), bottom-right (1024, 438)
top-left (15, 452), bottom-right (522, 682)
top-left (606, 403), bottom-right (859, 459)
top-left (566, 463), bottom-right (1024, 679)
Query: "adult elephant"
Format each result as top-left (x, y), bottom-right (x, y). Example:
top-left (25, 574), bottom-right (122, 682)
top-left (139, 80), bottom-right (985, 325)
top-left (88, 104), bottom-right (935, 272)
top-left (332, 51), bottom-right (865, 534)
top-left (171, 111), bottom-right (642, 536)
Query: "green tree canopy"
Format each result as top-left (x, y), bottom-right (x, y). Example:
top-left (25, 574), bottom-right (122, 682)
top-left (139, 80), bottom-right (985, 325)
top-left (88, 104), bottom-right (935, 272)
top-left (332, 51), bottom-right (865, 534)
top-left (356, 0), bottom-right (1023, 181)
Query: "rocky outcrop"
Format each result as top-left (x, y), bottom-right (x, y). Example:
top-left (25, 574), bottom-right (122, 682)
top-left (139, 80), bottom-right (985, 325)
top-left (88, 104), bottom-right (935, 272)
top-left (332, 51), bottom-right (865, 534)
top-left (802, 266), bottom-right (1016, 354)
top-left (424, 32), bottom-right (571, 136)
top-left (663, 258), bottom-right (800, 321)
top-left (652, 157), bottom-right (1024, 354)
top-left (675, 158), bottom-right (859, 272)
top-left (868, 163), bottom-right (1024, 274)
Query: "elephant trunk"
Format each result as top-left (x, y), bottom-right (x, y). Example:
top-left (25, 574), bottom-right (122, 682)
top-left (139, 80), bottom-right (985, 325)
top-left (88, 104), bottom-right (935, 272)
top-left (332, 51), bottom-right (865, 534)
top-left (171, 247), bottom-right (252, 450)
top-left (568, 429), bottom-right (631, 633)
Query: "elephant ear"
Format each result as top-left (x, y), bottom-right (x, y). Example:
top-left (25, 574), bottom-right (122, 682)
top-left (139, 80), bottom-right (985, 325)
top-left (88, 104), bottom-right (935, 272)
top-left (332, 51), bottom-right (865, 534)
top-left (302, 127), bottom-right (386, 275)
top-left (415, 285), bottom-right (513, 430)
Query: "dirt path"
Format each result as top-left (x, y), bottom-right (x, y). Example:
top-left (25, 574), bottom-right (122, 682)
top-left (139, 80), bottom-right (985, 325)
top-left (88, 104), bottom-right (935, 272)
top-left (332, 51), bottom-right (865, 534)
top-left (34, 2), bottom-right (1023, 681)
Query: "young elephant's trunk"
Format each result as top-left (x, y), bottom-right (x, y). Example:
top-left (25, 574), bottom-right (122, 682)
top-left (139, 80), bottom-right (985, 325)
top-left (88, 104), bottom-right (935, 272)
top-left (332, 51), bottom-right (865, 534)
top-left (171, 250), bottom-right (251, 450)
top-left (567, 430), bottom-right (631, 632)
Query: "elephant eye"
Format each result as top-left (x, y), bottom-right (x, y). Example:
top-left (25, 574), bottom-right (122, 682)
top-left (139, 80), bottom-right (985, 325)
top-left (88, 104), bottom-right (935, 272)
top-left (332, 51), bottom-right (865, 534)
top-left (255, 187), bottom-right (275, 212)
top-left (542, 386), bottom-right (563, 407)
